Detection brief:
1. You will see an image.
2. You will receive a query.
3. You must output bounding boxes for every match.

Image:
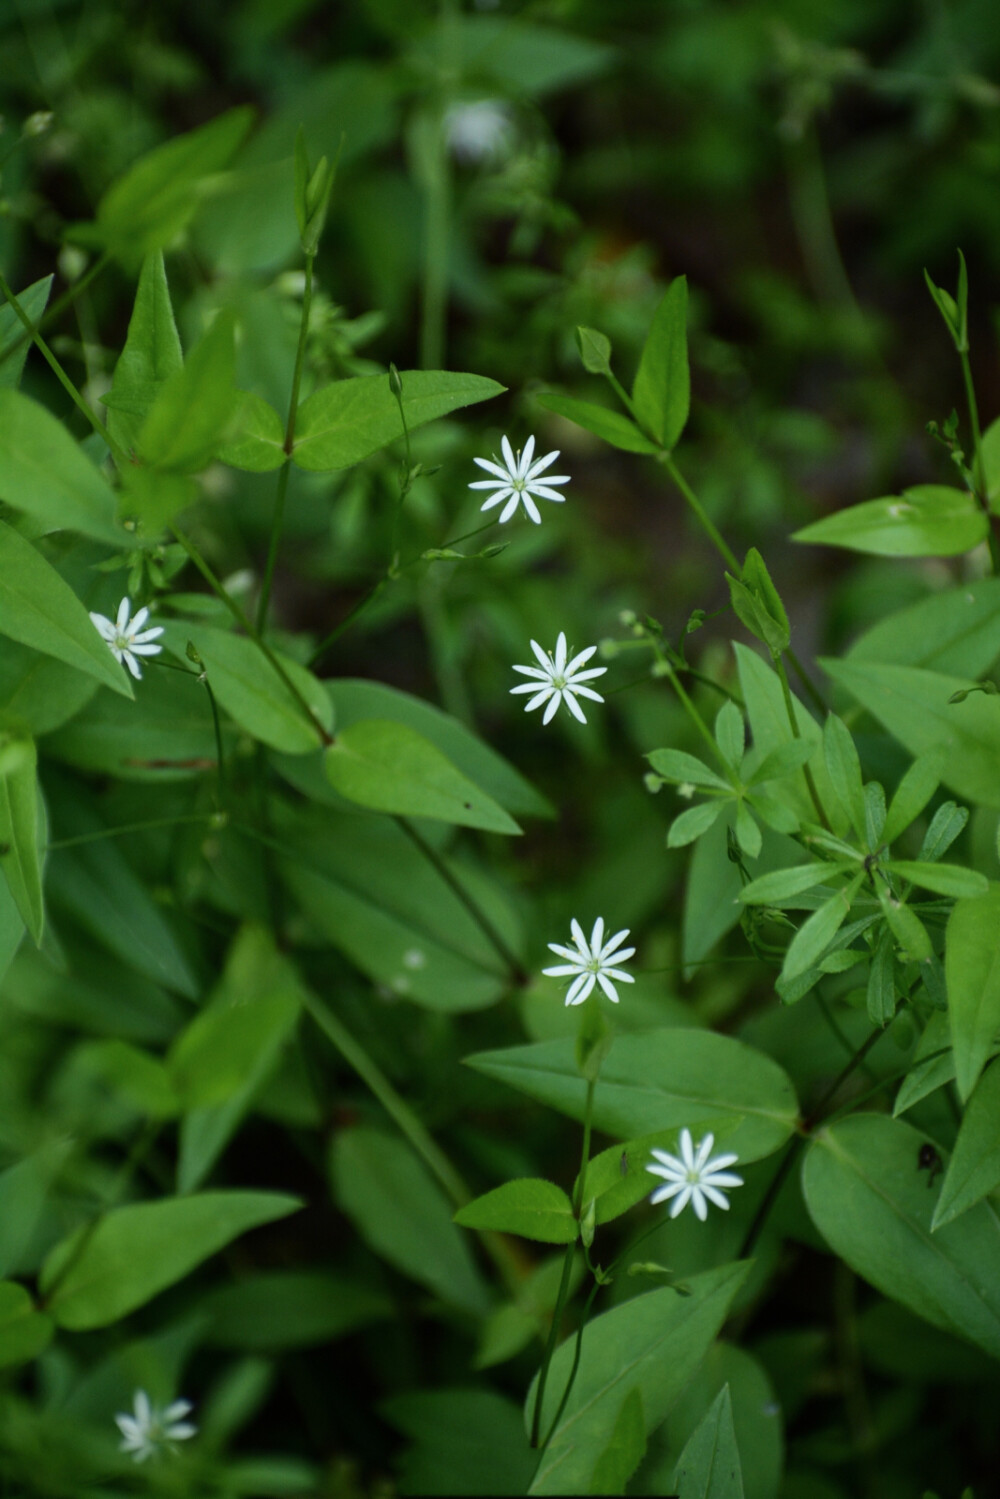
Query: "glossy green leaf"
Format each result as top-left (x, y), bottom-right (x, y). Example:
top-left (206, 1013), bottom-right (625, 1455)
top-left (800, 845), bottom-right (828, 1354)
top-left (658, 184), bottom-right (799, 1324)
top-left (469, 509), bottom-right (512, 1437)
top-left (0, 1282), bottom-right (52, 1368)
top-left (847, 578), bottom-right (1000, 677)
top-left (138, 310), bottom-right (238, 474)
top-left (793, 486), bottom-right (986, 557)
top-left (946, 887), bottom-right (1000, 1101)
top-left (672, 1384), bottom-right (744, 1499)
top-left (736, 645), bottom-right (837, 829)
top-left (534, 390), bottom-right (660, 454)
top-left (0, 520), bottom-right (133, 699)
top-left (81, 107), bottom-right (254, 262)
top-left (727, 549), bottom-right (790, 657)
top-left (0, 275), bottom-right (52, 391)
top-left (0, 389), bottom-right (131, 546)
top-left (821, 658), bottom-right (1000, 811)
top-left (932, 1061), bottom-right (1000, 1231)
top-left (466, 1029), bottom-right (798, 1163)
top-left (104, 250), bottom-right (183, 455)
top-left (330, 1127), bottom-right (489, 1316)
top-left (40, 1190), bottom-right (301, 1329)
top-left (324, 719), bottom-right (520, 834)
top-left (217, 390), bottom-right (287, 471)
top-left (527, 1263), bottom-right (750, 1495)
top-left (632, 276), bottom-right (689, 450)
top-left (455, 1179), bottom-right (577, 1244)
top-left (293, 370), bottom-right (504, 471)
top-left (714, 702), bottom-right (745, 770)
top-left (803, 1114), bottom-right (1000, 1360)
top-left (0, 736), bottom-right (43, 943)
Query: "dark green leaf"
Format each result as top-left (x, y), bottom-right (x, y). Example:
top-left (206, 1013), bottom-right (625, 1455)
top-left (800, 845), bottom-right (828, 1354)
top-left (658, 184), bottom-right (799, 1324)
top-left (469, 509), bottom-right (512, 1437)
top-left (632, 277), bottom-right (689, 449)
top-left (0, 736), bottom-right (43, 943)
top-left (0, 275), bottom-right (53, 392)
top-left (138, 310), bottom-right (239, 475)
top-left (454, 1179), bottom-right (578, 1244)
top-left (105, 250), bottom-right (183, 455)
top-left (945, 887), bottom-right (1000, 1100)
top-left (933, 1062), bottom-right (1000, 1230)
top-left (534, 391), bottom-right (659, 454)
top-left (0, 390), bottom-right (132, 546)
top-left (0, 1282), bottom-right (52, 1368)
top-left (672, 1384), bottom-right (744, 1499)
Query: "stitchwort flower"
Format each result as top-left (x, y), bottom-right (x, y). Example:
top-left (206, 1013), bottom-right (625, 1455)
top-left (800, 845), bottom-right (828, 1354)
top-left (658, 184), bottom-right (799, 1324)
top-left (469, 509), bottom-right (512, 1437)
top-left (469, 434), bottom-right (569, 524)
top-left (543, 916), bottom-right (635, 1005)
top-left (115, 1390), bottom-right (196, 1464)
top-left (510, 631), bottom-right (607, 724)
top-left (445, 99), bottom-right (515, 164)
top-left (89, 597), bottom-right (164, 680)
top-left (645, 1129), bottom-right (743, 1221)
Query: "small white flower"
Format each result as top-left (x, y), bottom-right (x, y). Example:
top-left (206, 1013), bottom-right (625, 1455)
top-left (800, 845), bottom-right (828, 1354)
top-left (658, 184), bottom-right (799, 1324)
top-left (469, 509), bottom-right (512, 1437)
top-left (115, 1389), bottom-right (196, 1464)
top-left (645, 1129), bottom-right (743, 1222)
top-left (510, 631), bottom-right (607, 725)
top-left (543, 916), bottom-right (635, 1005)
top-left (469, 434), bottom-right (569, 524)
top-left (89, 597), bottom-right (164, 680)
top-left (445, 99), bottom-right (514, 164)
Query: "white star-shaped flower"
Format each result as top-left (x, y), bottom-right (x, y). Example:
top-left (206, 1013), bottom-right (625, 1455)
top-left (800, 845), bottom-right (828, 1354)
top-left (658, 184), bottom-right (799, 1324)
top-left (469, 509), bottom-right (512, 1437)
top-left (510, 631), bottom-right (607, 725)
top-left (469, 434), bottom-right (569, 524)
top-left (114, 1389), bottom-right (196, 1464)
top-left (542, 916), bottom-right (635, 1005)
top-left (89, 597), bottom-right (164, 680)
top-left (645, 1129), bottom-right (743, 1221)
top-left (445, 99), bottom-right (514, 164)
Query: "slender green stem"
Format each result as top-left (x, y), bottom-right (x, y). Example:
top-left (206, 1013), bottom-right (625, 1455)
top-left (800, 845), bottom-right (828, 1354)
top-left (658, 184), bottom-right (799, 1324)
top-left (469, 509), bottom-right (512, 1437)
top-left (171, 526), bottom-right (333, 746)
top-left (660, 452), bottom-right (740, 573)
top-left (396, 817), bottom-right (527, 984)
top-left (536, 1279), bottom-right (602, 1463)
top-left (47, 813), bottom-right (218, 850)
top-left (258, 253), bottom-right (315, 632)
top-left (0, 252), bottom-right (110, 371)
top-left (959, 348), bottom-right (1000, 575)
top-left (572, 1078), bottom-right (596, 1219)
top-left (529, 1244), bottom-right (576, 1448)
top-left (0, 267), bottom-right (128, 466)
top-left (786, 646), bottom-right (828, 717)
top-left (775, 653), bottom-right (830, 829)
top-left (664, 660), bottom-right (728, 770)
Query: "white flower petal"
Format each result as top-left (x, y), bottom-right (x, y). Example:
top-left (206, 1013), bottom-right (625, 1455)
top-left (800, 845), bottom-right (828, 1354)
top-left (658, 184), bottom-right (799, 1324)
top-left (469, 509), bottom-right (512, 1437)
top-left (678, 1129), bottom-right (696, 1170)
top-left (694, 1134), bottom-right (716, 1171)
top-left (472, 456), bottom-right (512, 480)
top-left (518, 433), bottom-right (536, 476)
top-left (669, 1185), bottom-right (694, 1218)
top-left (522, 493), bottom-right (542, 524)
top-left (565, 645), bottom-right (597, 674)
top-left (122, 650), bottom-right (143, 680)
top-left (500, 434), bottom-right (517, 473)
top-left (596, 973), bottom-right (620, 1003)
top-left (648, 1180), bottom-right (685, 1205)
top-left (590, 916), bottom-right (605, 952)
top-left (522, 688), bottom-right (555, 714)
top-left (542, 693), bottom-right (561, 725)
top-left (690, 1187), bottom-right (709, 1222)
top-left (524, 447), bottom-right (560, 479)
top-left (499, 493), bottom-right (521, 523)
top-left (570, 685), bottom-right (606, 704)
top-left (563, 692), bottom-right (587, 724)
top-left (116, 596), bottom-right (132, 631)
top-left (479, 487), bottom-right (513, 512)
top-left (543, 964), bottom-right (585, 978)
top-left (527, 485), bottom-right (568, 504)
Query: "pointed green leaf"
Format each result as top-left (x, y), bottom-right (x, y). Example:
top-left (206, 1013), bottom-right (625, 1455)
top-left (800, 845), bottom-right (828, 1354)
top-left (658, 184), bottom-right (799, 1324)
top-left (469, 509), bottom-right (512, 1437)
top-left (794, 486), bottom-right (986, 557)
top-left (632, 276), bottom-right (689, 449)
top-left (672, 1384), bottom-right (744, 1499)
top-left (324, 719), bottom-right (521, 834)
top-left (0, 389), bottom-right (131, 546)
top-left (0, 736), bottom-right (43, 943)
top-left (889, 861), bottom-right (988, 899)
top-left (217, 390), bottom-right (287, 472)
top-left (946, 887), bottom-right (1000, 1101)
top-left (0, 1282), bottom-right (52, 1368)
top-left (138, 310), bottom-right (238, 474)
top-left (292, 370), bottom-right (504, 471)
top-left (590, 1387), bottom-right (647, 1496)
top-left (823, 713), bottom-right (866, 839)
top-left (877, 885), bottom-right (932, 963)
top-left (740, 861), bottom-right (855, 906)
top-left (867, 926), bottom-right (897, 1027)
top-left (105, 250), bottom-right (183, 455)
top-left (714, 702), bottom-right (745, 770)
top-left (883, 753), bottom-right (943, 846)
top-left (933, 1062), bottom-right (1000, 1230)
top-left (646, 748), bottom-right (729, 789)
top-left (0, 275), bottom-right (53, 391)
top-left (454, 1179), bottom-right (577, 1244)
top-left (783, 875), bottom-right (864, 982)
top-left (534, 391), bottom-right (659, 454)
top-left (847, 578), bottom-right (1000, 676)
top-left (668, 799), bottom-right (727, 847)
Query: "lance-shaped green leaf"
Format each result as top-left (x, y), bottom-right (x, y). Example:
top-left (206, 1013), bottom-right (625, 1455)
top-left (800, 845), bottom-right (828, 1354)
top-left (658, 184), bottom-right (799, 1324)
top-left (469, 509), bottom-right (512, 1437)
top-left (0, 274), bottom-right (52, 391)
top-left (932, 1062), bottom-right (1000, 1230)
top-left (217, 390), bottom-right (286, 472)
top-left (40, 1190), bottom-right (302, 1329)
top-left (324, 719), bottom-right (521, 834)
top-left (534, 391), bottom-right (659, 454)
top-left (465, 1029), bottom-right (798, 1163)
top-left (0, 389), bottom-right (132, 546)
top-left (590, 1388), bottom-right (647, 1496)
top-left (0, 736), bottom-right (43, 943)
top-left (847, 577), bottom-right (1000, 676)
top-left (138, 310), bottom-right (238, 474)
top-left (894, 1012), bottom-right (954, 1117)
top-left (793, 485), bottom-right (986, 557)
top-left (946, 887), bottom-right (1000, 1101)
top-left (867, 926), bottom-right (897, 1027)
top-left (740, 861), bottom-right (856, 907)
top-left (631, 276), bottom-right (689, 449)
top-left (888, 861), bottom-right (988, 899)
top-left (919, 802), bottom-right (969, 863)
top-left (75, 107), bottom-right (254, 264)
top-left (292, 370), bottom-right (504, 471)
top-left (744, 739), bottom-right (815, 787)
top-left (877, 884), bottom-right (932, 963)
top-left (672, 1384), bottom-right (744, 1499)
top-left (714, 701), bottom-right (745, 770)
top-left (646, 748), bottom-right (730, 789)
top-left (821, 658), bottom-right (1000, 811)
top-left (527, 1263), bottom-right (750, 1495)
top-left (803, 1114), bottom-right (1000, 1360)
top-left (883, 752), bottom-right (942, 846)
top-left (782, 873), bottom-right (864, 982)
top-left (454, 1179), bottom-right (577, 1244)
top-left (0, 1282), bottom-right (52, 1368)
top-left (823, 714), bottom-right (866, 840)
top-left (668, 800), bottom-right (727, 847)
top-left (168, 986), bottom-right (300, 1110)
top-left (924, 251), bottom-right (968, 353)
top-left (104, 250), bottom-right (183, 454)
top-left (575, 325), bottom-right (613, 374)
top-left (0, 520), bottom-right (133, 698)
top-left (726, 548), bottom-right (790, 658)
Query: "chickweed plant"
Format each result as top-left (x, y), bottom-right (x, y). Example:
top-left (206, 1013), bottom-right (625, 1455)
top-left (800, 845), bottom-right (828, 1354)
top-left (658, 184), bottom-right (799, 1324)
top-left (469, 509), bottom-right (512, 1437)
top-left (2, 31), bottom-right (1000, 1499)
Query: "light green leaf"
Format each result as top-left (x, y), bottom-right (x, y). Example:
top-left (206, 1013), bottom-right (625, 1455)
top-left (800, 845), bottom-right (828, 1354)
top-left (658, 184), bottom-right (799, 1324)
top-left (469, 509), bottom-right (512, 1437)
top-left (0, 389), bottom-right (132, 546)
top-left (946, 886), bottom-right (1000, 1101)
top-left (744, 739), bottom-right (815, 787)
top-left (330, 1127), bottom-right (489, 1316)
top-left (782, 875), bottom-right (864, 982)
top-left (632, 276), bottom-right (689, 450)
top-left (672, 1384), bottom-right (744, 1499)
top-left (793, 485), bottom-right (987, 557)
top-left (40, 1190), bottom-right (302, 1329)
top-left (647, 748), bottom-right (730, 789)
top-left (0, 735), bottom-right (43, 942)
top-left (576, 1122), bottom-right (736, 1227)
top-left (168, 987), bottom-right (300, 1110)
top-left (0, 275), bottom-right (53, 391)
top-left (534, 391), bottom-right (660, 454)
top-left (105, 250), bottom-right (183, 455)
top-left (80, 107), bottom-right (255, 263)
top-left (0, 520), bottom-right (134, 699)
top-left (848, 578), bottom-right (1000, 677)
top-left (889, 861), bottom-right (988, 899)
top-left (138, 310), bottom-right (238, 474)
top-left (919, 801), bottom-right (969, 863)
top-left (877, 884), bottom-right (932, 963)
top-left (293, 370), bottom-right (504, 471)
top-left (883, 753), bottom-right (942, 846)
top-left (0, 1281), bottom-right (52, 1368)
top-left (821, 657), bottom-right (1000, 811)
top-left (466, 1029), bottom-right (798, 1163)
top-left (217, 390), bottom-right (287, 471)
top-left (70, 1039), bottom-right (179, 1119)
top-left (454, 1179), bottom-right (577, 1244)
top-left (736, 644), bottom-right (837, 829)
top-left (324, 719), bottom-right (521, 834)
top-left (527, 1264), bottom-right (750, 1495)
top-left (803, 1114), bottom-right (1000, 1360)
top-left (668, 800), bottom-right (727, 848)
top-left (823, 714), bottom-right (866, 839)
top-left (734, 800), bottom-right (761, 859)
top-left (740, 862), bottom-right (855, 906)
top-left (714, 702), bottom-right (745, 770)
top-left (933, 1062), bottom-right (1000, 1229)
